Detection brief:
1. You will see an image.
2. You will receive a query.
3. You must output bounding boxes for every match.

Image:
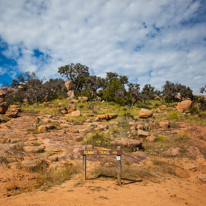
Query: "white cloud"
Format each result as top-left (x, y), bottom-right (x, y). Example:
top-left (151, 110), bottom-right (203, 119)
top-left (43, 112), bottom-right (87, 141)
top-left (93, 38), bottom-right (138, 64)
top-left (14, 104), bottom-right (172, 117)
top-left (0, 0), bottom-right (205, 93)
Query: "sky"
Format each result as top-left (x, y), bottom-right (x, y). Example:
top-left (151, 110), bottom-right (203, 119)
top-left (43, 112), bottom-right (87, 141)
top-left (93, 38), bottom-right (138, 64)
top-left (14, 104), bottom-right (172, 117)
top-left (0, 0), bottom-right (206, 94)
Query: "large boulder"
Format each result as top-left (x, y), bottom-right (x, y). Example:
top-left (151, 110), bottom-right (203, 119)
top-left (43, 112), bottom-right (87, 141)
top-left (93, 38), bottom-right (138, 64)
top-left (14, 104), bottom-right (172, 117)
top-left (0, 102), bottom-right (8, 114)
top-left (67, 90), bottom-right (75, 98)
top-left (110, 139), bottom-right (142, 148)
top-left (176, 100), bottom-right (193, 112)
top-left (97, 113), bottom-right (117, 122)
top-left (65, 80), bottom-right (74, 91)
top-left (139, 108), bottom-right (153, 118)
top-left (0, 89), bottom-right (7, 97)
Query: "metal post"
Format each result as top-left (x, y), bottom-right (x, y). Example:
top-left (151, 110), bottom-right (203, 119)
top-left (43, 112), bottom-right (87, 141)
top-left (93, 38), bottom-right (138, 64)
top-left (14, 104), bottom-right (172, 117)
top-left (82, 146), bottom-right (86, 181)
top-left (117, 146), bottom-right (121, 185)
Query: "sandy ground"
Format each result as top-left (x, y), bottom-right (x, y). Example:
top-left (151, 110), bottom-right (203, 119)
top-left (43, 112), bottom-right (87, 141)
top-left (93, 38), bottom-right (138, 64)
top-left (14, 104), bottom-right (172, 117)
top-left (0, 173), bottom-right (206, 206)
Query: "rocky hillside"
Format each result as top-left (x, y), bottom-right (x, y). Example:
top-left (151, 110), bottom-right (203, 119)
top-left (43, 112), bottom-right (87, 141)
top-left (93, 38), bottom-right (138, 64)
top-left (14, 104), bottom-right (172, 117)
top-left (0, 97), bottom-right (206, 205)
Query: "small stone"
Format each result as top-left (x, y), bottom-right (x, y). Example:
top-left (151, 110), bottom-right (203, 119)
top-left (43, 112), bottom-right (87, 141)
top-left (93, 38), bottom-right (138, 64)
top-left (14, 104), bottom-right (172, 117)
top-left (21, 160), bottom-right (38, 168)
top-left (146, 134), bottom-right (157, 142)
top-left (130, 125), bottom-right (136, 130)
top-left (6, 184), bottom-right (17, 191)
top-left (137, 125), bottom-right (144, 130)
top-left (23, 146), bottom-right (45, 153)
top-left (159, 121), bottom-right (170, 129)
top-left (38, 125), bottom-right (48, 133)
top-left (71, 110), bottom-right (81, 117)
top-left (59, 107), bottom-right (68, 114)
top-left (48, 155), bottom-right (58, 162)
top-left (160, 105), bottom-right (167, 109)
top-left (138, 129), bottom-right (149, 137)
top-left (129, 122), bottom-right (136, 126)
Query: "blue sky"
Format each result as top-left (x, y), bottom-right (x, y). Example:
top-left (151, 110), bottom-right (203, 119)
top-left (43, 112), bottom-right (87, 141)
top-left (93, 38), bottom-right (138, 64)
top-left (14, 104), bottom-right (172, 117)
top-left (0, 0), bottom-right (206, 93)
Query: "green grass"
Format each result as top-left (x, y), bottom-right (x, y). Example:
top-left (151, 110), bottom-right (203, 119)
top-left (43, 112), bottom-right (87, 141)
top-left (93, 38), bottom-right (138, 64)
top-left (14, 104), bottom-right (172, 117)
top-left (65, 115), bottom-right (88, 124)
top-left (157, 135), bottom-right (167, 142)
top-left (175, 132), bottom-right (188, 141)
top-left (22, 105), bottom-right (61, 116)
top-left (168, 111), bottom-right (179, 121)
top-left (83, 132), bottom-right (112, 147)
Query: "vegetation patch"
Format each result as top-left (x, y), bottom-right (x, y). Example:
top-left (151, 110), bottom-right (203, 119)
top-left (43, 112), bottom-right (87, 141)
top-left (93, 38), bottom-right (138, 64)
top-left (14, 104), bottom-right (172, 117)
top-left (36, 164), bottom-right (80, 190)
top-left (83, 132), bottom-right (111, 147)
top-left (93, 160), bottom-right (153, 180)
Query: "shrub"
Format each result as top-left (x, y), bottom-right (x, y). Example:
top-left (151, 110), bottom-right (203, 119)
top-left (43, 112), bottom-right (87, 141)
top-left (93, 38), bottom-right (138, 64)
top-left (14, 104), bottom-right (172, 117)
top-left (187, 106), bottom-right (198, 115)
top-left (83, 132), bottom-right (111, 147)
top-left (157, 135), bottom-right (167, 142)
top-left (175, 132), bottom-right (188, 141)
top-left (168, 112), bottom-right (179, 120)
top-left (36, 163), bottom-right (80, 189)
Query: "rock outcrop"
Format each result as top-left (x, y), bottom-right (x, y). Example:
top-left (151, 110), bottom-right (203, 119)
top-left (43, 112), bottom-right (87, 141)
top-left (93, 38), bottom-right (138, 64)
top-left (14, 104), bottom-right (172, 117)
top-left (65, 80), bottom-right (74, 91)
top-left (110, 139), bottom-right (142, 148)
top-left (67, 90), bottom-right (75, 98)
top-left (139, 108), bottom-right (153, 118)
top-left (67, 104), bottom-right (76, 113)
top-left (70, 110), bottom-right (81, 117)
top-left (0, 102), bottom-right (8, 114)
top-left (146, 134), bottom-right (157, 142)
top-left (97, 113), bottom-right (118, 122)
top-left (176, 100), bottom-right (193, 112)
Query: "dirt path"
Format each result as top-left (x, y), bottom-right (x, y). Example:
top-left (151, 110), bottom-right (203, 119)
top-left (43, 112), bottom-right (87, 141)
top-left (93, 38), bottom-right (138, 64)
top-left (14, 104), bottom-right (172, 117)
top-left (0, 174), bottom-right (206, 206)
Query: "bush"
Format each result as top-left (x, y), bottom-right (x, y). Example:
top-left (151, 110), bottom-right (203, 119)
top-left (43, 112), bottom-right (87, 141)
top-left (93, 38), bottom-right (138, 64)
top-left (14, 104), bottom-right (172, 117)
top-left (187, 106), bottom-right (198, 115)
top-left (36, 164), bottom-right (80, 188)
top-left (75, 90), bottom-right (93, 100)
top-left (175, 132), bottom-right (188, 141)
top-left (168, 112), bottom-right (179, 120)
top-left (157, 135), bottom-right (167, 142)
top-left (83, 132), bottom-right (111, 147)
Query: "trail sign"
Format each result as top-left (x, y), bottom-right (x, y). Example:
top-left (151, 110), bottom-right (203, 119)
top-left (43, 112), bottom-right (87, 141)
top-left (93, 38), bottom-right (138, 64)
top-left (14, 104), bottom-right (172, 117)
top-left (80, 146), bottom-right (122, 185)
top-left (80, 149), bottom-right (122, 156)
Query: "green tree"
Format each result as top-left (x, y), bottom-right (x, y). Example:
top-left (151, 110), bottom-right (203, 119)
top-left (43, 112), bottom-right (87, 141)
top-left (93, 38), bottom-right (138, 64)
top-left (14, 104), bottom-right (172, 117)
top-left (141, 84), bottom-right (155, 101)
top-left (58, 63), bottom-right (90, 91)
top-left (102, 72), bottom-right (128, 105)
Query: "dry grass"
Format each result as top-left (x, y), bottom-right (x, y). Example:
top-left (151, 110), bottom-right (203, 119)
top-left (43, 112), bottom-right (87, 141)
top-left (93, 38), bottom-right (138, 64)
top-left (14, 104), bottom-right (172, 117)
top-left (151, 159), bottom-right (180, 177)
top-left (93, 159), bottom-right (153, 180)
top-left (36, 164), bottom-right (80, 190)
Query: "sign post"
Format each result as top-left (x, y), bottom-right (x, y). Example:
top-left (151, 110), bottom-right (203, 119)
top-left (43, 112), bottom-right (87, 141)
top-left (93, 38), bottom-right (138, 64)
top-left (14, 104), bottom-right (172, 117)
top-left (82, 146), bottom-right (86, 181)
top-left (117, 146), bottom-right (121, 185)
top-left (80, 146), bottom-right (122, 185)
